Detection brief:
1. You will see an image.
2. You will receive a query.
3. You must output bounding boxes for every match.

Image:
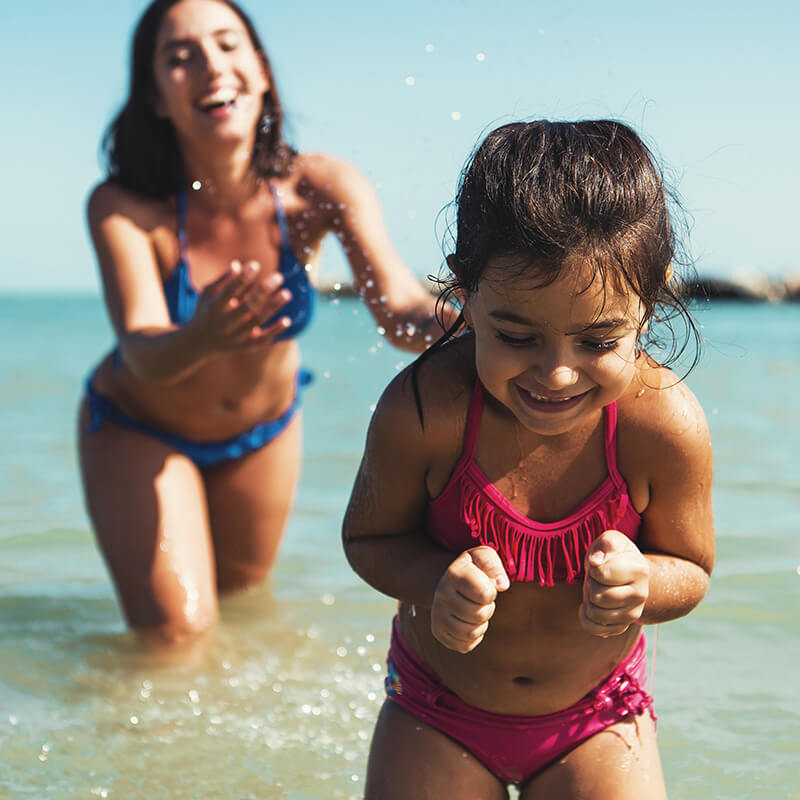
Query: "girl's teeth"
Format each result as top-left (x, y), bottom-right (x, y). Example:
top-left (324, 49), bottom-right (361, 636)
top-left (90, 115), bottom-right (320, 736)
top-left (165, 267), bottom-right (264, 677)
top-left (529, 392), bottom-right (571, 403)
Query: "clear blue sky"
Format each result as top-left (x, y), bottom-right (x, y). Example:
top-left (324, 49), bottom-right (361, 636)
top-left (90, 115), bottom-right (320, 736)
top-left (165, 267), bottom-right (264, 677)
top-left (1, 0), bottom-right (797, 291)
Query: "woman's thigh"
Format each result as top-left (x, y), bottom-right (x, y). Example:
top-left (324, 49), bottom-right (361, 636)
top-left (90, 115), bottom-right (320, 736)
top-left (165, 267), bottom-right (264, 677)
top-left (204, 411), bottom-right (303, 593)
top-left (78, 399), bottom-right (218, 636)
top-left (521, 713), bottom-right (666, 800)
top-left (364, 701), bottom-right (509, 800)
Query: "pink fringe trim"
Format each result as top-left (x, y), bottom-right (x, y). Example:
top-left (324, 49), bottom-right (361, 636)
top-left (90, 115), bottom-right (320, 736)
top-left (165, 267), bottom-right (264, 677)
top-left (459, 474), bottom-right (629, 586)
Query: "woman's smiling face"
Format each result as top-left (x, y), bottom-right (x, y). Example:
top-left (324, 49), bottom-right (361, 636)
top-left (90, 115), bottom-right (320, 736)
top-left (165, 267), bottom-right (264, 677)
top-left (151, 0), bottom-right (269, 145)
top-left (462, 254), bottom-right (645, 436)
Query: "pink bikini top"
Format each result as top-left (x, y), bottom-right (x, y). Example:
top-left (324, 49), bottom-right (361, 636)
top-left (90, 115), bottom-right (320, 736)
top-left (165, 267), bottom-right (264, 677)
top-left (426, 381), bottom-right (641, 586)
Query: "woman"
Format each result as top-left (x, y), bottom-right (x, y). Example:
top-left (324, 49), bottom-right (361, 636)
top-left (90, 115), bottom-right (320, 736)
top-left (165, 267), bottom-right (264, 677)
top-left (79, 0), bottom-right (454, 642)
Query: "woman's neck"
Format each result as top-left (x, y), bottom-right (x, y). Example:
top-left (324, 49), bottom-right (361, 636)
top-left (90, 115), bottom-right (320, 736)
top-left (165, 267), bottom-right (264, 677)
top-left (178, 138), bottom-right (261, 211)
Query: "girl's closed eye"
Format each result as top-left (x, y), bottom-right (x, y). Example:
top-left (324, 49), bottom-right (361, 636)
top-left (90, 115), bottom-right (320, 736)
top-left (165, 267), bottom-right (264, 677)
top-left (496, 331), bottom-right (537, 347)
top-left (583, 338), bottom-right (620, 352)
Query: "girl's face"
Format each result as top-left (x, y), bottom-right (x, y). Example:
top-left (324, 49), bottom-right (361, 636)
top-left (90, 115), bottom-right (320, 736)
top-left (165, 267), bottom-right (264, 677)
top-left (151, 0), bottom-right (268, 145)
top-left (462, 255), bottom-right (645, 437)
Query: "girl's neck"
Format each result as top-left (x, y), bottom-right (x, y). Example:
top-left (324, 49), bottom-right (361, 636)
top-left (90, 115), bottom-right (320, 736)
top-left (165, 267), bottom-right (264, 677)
top-left (179, 138), bottom-right (261, 211)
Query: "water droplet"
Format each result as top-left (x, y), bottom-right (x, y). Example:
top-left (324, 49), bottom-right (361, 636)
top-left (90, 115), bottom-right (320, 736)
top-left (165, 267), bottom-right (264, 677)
top-left (336, 646), bottom-right (348, 657)
top-left (450, 111), bottom-right (462, 121)
top-left (425, 43), bottom-right (435, 53)
top-left (191, 180), bottom-right (202, 191)
top-left (365, 279), bottom-right (374, 288)
top-left (321, 593), bottom-right (335, 606)
top-left (130, 716), bottom-right (139, 725)
top-left (405, 76), bottom-right (416, 86)
top-left (188, 690), bottom-right (200, 704)
top-left (476, 52), bottom-right (486, 61)
top-left (304, 263), bottom-right (313, 272)
top-left (376, 326), bottom-right (386, 336)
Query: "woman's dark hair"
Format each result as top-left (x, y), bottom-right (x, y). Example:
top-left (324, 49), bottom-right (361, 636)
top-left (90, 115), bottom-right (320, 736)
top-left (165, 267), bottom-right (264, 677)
top-left (417, 119), bottom-right (700, 423)
top-left (102, 0), bottom-right (295, 198)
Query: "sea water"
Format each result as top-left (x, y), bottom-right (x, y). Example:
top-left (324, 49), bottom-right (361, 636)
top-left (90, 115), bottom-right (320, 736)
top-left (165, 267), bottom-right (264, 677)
top-left (0, 294), bottom-right (797, 799)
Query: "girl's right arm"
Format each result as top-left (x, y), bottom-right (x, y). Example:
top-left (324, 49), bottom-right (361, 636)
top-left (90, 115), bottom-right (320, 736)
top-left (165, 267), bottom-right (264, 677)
top-left (343, 370), bottom-right (508, 652)
top-left (87, 183), bottom-right (290, 382)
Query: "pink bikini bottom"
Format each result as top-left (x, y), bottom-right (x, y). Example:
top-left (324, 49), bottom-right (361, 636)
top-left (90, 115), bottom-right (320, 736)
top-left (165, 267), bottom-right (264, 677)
top-left (384, 618), bottom-right (656, 785)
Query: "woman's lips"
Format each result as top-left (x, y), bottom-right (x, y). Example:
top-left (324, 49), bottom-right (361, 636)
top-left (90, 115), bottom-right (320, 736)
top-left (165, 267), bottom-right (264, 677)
top-left (516, 385), bottom-right (590, 413)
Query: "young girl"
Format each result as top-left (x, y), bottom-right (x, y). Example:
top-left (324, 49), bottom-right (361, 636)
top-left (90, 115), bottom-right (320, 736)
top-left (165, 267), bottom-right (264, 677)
top-left (343, 120), bottom-right (714, 799)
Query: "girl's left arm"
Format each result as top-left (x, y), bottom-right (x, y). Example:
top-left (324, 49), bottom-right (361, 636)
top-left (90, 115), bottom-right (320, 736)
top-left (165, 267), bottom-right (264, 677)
top-left (580, 381), bottom-right (714, 635)
top-left (309, 155), bottom-right (460, 352)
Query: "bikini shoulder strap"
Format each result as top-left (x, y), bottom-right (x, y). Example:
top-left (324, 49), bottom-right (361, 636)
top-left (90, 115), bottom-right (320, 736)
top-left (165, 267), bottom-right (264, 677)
top-left (267, 181), bottom-right (291, 245)
top-left (603, 400), bottom-right (625, 485)
top-left (176, 189), bottom-right (188, 260)
top-left (462, 379), bottom-right (484, 459)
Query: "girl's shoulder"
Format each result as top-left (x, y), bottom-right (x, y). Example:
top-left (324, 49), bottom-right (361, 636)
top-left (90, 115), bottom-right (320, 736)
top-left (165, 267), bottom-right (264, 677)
top-left (616, 357), bottom-right (711, 475)
top-left (375, 335), bottom-right (477, 456)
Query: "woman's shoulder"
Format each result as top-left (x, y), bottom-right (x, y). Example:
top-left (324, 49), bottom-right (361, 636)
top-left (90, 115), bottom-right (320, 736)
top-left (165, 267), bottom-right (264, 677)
top-left (87, 181), bottom-right (172, 231)
top-left (288, 152), bottom-right (374, 203)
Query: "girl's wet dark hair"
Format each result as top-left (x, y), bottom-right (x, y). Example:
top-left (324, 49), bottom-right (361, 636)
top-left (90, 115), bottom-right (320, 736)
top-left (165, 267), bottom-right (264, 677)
top-left (417, 119), bottom-right (700, 423)
top-left (102, 0), bottom-right (295, 198)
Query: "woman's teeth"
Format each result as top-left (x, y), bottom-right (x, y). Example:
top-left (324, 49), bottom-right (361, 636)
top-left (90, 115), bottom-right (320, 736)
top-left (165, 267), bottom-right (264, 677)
top-left (199, 88), bottom-right (238, 109)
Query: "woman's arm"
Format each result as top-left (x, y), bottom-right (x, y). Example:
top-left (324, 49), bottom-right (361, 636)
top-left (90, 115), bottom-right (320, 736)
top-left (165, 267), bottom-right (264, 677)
top-left (87, 183), bottom-right (290, 382)
top-left (580, 379), bottom-right (715, 635)
top-left (307, 155), bottom-right (460, 352)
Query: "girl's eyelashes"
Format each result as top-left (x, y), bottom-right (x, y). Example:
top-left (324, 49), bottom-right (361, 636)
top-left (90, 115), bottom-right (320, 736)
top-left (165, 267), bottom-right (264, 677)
top-left (582, 339), bottom-right (620, 352)
top-left (495, 330), bottom-right (621, 353)
top-left (495, 331), bottom-right (536, 347)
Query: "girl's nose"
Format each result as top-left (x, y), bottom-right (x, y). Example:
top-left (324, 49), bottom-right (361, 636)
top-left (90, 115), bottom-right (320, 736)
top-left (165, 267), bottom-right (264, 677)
top-left (533, 349), bottom-right (579, 391)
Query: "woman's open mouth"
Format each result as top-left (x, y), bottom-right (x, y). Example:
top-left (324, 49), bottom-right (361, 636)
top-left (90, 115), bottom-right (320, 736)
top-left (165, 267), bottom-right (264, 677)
top-left (196, 87), bottom-right (240, 117)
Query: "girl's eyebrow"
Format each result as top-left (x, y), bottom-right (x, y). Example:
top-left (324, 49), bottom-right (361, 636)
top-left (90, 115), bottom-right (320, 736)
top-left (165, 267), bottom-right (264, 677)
top-left (488, 309), bottom-right (630, 333)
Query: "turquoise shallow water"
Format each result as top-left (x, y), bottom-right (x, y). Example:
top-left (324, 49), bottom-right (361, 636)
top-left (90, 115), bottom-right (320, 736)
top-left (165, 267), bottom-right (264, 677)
top-left (0, 294), bottom-right (798, 799)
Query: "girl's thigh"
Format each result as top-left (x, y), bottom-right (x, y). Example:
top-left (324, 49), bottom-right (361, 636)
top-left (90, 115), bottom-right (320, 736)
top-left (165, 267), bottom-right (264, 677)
top-left (204, 411), bottom-right (303, 592)
top-left (78, 399), bottom-right (218, 636)
top-left (521, 713), bottom-right (666, 800)
top-left (364, 701), bottom-right (509, 800)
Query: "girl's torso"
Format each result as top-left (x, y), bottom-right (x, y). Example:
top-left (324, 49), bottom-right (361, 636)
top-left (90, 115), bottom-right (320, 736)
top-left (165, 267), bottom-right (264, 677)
top-left (92, 160), bottom-right (333, 441)
top-left (399, 338), bottom-right (655, 715)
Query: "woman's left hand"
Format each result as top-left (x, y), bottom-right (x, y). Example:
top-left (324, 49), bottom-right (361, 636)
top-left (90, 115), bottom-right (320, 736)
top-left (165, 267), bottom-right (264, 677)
top-left (578, 530), bottom-right (649, 637)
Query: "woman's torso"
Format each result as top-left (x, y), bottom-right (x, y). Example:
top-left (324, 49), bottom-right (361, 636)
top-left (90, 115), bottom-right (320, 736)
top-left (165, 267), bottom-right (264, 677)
top-left (92, 161), bottom-right (332, 441)
top-left (399, 339), bottom-right (653, 715)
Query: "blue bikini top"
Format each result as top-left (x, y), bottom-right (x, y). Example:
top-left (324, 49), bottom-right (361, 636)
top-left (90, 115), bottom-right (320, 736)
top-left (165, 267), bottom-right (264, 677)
top-left (164, 183), bottom-right (315, 340)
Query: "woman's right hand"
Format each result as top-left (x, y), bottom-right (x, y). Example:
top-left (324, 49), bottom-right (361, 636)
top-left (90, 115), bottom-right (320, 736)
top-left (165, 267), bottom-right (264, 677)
top-left (189, 260), bottom-right (292, 352)
top-left (430, 546), bottom-right (510, 653)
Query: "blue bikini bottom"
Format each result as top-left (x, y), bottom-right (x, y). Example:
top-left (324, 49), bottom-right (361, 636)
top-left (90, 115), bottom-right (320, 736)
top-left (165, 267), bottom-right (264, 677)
top-left (84, 369), bottom-right (312, 469)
